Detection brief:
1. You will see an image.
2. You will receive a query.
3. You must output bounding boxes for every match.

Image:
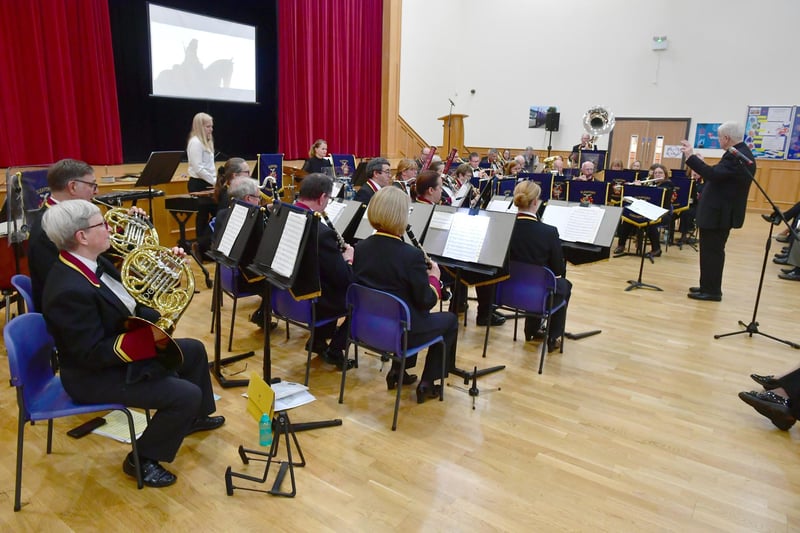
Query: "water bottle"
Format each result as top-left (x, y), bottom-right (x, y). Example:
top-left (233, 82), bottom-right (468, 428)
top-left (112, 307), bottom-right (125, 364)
top-left (259, 413), bottom-right (273, 447)
top-left (345, 179), bottom-right (355, 200)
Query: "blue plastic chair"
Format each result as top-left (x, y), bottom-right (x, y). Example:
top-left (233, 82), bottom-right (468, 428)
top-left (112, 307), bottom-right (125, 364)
top-left (271, 286), bottom-right (347, 386)
top-left (482, 262), bottom-right (567, 374)
top-left (4, 313), bottom-right (143, 511)
top-left (210, 263), bottom-right (260, 351)
top-left (10, 274), bottom-right (34, 314)
top-left (338, 283), bottom-right (446, 430)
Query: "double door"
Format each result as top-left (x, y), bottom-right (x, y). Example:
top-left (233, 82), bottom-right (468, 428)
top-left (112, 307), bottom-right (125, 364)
top-left (608, 118), bottom-right (691, 170)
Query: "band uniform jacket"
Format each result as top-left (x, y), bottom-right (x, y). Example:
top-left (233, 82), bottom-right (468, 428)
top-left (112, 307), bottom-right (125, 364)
top-left (509, 213), bottom-right (566, 277)
top-left (685, 141), bottom-right (754, 230)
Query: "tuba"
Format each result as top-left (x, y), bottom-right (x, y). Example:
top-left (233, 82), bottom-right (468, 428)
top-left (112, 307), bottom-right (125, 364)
top-left (104, 207), bottom-right (160, 257)
top-left (583, 106), bottom-right (616, 139)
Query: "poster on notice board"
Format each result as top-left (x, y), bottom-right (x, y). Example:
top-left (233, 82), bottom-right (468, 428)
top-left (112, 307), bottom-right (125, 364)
top-left (744, 106), bottom-right (793, 159)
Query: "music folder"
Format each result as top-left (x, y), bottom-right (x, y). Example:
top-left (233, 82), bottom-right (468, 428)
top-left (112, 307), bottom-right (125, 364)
top-left (209, 201), bottom-right (261, 266)
top-left (353, 201), bottom-right (434, 243)
top-left (325, 198), bottom-right (363, 242)
top-left (422, 205), bottom-right (516, 274)
top-left (134, 151), bottom-right (183, 188)
top-left (544, 200), bottom-right (622, 248)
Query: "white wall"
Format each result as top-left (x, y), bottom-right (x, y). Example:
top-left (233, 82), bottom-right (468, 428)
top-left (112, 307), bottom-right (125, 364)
top-left (399, 0), bottom-right (800, 154)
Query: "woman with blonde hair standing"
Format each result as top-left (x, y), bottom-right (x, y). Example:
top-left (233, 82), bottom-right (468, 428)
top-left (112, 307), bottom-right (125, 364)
top-left (186, 112), bottom-right (217, 256)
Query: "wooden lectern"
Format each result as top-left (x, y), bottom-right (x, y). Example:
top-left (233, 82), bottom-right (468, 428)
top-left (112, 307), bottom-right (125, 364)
top-left (438, 114), bottom-right (468, 155)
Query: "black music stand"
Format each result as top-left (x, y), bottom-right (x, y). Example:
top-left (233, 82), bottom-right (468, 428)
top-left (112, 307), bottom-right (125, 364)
top-left (423, 206), bottom-right (516, 403)
top-left (133, 151), bottom-right (183, 219)
top-left (249, 202), bottom-right (342, 432)
top-left (620, 196), bottom-right (667, 292)
top-left (207, 201), bottom-right (262, 387)
top-left (714, 160), bottom-right (800, 349)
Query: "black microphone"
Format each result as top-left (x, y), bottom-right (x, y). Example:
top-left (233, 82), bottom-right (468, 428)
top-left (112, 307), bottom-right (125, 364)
top-left (727, 146), bottom-right (753, 166)
top-left (448, 98), bottom-right (455, 107)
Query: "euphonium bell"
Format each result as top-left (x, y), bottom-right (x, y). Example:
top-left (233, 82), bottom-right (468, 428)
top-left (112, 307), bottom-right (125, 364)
top-left (583, 106), bottom-right (616, 137)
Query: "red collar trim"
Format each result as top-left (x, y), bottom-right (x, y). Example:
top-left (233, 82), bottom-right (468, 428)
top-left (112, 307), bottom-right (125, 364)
top-left (45, 197), bottom-right (58, 207)
top-left (366, 180), bottom-right (379, 192)
top-left (58, 251), bottom-right (101, 287)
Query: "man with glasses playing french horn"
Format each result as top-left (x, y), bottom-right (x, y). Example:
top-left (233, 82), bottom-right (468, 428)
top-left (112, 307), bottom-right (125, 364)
top-left (40, 199), bottom-right (223, 488)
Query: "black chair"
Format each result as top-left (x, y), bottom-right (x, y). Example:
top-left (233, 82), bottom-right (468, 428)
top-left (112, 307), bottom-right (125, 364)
top-left (4, 313), bottom-right (143, 511)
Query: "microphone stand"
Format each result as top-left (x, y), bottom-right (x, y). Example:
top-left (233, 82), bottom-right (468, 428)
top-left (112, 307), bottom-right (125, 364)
top-left (714, 158), bottom-right (800, 349)
top-left (447, 98), bottom-right (455, 154)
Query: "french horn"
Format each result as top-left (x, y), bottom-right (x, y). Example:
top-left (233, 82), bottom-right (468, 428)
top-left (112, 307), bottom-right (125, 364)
top-left (104, 207), bottom-right (160, 256)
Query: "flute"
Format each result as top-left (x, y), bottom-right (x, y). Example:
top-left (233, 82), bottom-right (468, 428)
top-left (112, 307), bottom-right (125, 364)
top-left (320, 211), bottom-right (347, 252)
top-left (405, 224), bottom-right (432, 269)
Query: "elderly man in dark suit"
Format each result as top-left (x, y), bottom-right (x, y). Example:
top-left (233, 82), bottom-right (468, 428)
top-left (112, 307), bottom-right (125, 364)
top-left (41, 200), bottom-right (223, 488)
top-left (354, 157), bottom-right (391, 205)
top-left (680, 121), bottom-right (754, 301)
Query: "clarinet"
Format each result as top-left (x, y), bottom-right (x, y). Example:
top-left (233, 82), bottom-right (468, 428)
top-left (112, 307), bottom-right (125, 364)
top-left (320, 211), bottom-right (347, 252)
top-left (406, 224), bottom-right (451, 301)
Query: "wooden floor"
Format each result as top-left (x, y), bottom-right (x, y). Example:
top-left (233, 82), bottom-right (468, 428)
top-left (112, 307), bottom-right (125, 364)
top-left (2, 211), bottom-right (800, 532)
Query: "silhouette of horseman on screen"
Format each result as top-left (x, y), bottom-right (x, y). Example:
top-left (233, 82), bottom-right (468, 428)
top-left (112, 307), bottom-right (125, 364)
top-left (154, 38), bottom-right (234, 97)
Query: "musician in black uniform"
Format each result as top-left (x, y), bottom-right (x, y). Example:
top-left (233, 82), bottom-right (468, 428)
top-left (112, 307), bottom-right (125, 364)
top-left (510, 181), bottom-right (572, 352)
top-left (41, 200), bottom-right (223, 488)
top-left (354, 157), bottom-right (391, 205)
top-left (353, 186), bottom-right (458, 402)
top-left (613, 163), bottom-right (673, 259)
top-left (302, 139), bottom-right (333, 174)
top-left (680, 121), bottom-right (754, 302)
top-left (294, 173), bottom-right (354, 368)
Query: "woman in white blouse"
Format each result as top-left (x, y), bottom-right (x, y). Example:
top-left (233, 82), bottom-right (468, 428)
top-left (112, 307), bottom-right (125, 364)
top-left (186, 112), bottom-right (217, 255)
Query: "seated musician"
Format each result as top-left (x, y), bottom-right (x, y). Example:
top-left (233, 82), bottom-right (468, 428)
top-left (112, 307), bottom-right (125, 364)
top-left (510, 181), bottom-right (572, 351)
top-left (522, 146), bottom-right (538, 172)
top-left (613, 163), bottom-right (673, 259)
top-left (212, 176), bottom-right (271, 327)
top-left (352, 186), bottom-right (458, 402)
top-left (503, 160), bottom-right (522, 177)
top-left (609, 159), bottom-right (625, 171)
top-left (354, 157), bottom-right (391, 205)
top-left (572, 161), bottom-right (597, 182)
top-left (302, 139), bottom-right (333, 174)
top-left (467, 152), bottom-right (488, 179)
top-left (551, 155), bottom-right (567, 177)
top-left (393, 158), bottom-right (418, 195)
top-left (413, 170), bottom-right (443, 205)
top-left (480, 148), bottom-right (501, 175)
top-left (294, 173), bottom-right (355, 369)
top-left (41, 200), bottom-right (223, 488)
top-left (414, 146), bottom-right (432, 170)
top-left (29, 159), bottom-right (146, 312)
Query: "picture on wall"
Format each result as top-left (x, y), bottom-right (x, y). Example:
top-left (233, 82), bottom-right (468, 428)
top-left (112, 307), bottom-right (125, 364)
top-left (744, 106), bottom-right (793, 159)
top-left (528, 106), bottom-right (553, 128)
top-left (694, 123), bottom-right (721, 149)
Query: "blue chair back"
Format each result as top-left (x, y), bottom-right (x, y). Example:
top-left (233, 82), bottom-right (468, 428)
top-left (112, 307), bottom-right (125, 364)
top-left (670, 176), bottom-right (694, 214)
top-left (567, 180), bottom-right (609, 205)
top-left (4, 313), bottom-right (57, 420)
top-left (272, 286), bottom-right (314, 324)
top-left (346, 284), bottom-right (410, 356)
top-left (496, 262), bottom-right (557, 313)
top-left (11, 274), bottom-right (35, 313)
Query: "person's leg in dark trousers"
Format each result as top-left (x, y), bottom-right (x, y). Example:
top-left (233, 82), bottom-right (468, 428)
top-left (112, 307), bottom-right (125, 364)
top-left (698, 227), bottom-right (729, 295)
top-left (406, 311), bottom-right (458, 381)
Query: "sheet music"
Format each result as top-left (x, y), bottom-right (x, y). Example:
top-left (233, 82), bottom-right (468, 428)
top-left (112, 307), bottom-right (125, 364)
top-left (217, 203), bottom-right (250, 257)
top-left (325, 200), bottom-right (346, 224)
top-left (454, 183), bottom-right (472, 207)
top-left (93, 409), bottom-right (148, 443)
top-left (443, 213), bottom-right (489, 263)
top-left (271, 211), bottom-right (306, 277)
top-left (542, 205), bottom-right (604, 243)
top-left (429, 211), bottom-right (454, 230)
top-left (623, 197), bottom-right (668, 221)
top-left (486, 198), bottom-right (512, 212)
top-left (331, 181), bottom-right (343, 199)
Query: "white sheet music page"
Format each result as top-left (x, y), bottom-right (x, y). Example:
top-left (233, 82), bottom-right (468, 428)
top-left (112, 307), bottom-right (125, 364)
top-left (443, 213), bottom-right (489, 263)
top-left (271, 211), bottom-right (306, 278)
top-left (217, 203), bottom-right (250, 257)
top-left (429, 211), bottom-right (454, 230)
top-left (542, 205), bottom-right (604, 243)
top-left (623, 197), bottom-right (668, 221)
top-left (486, 198), bottom-right (511, 212)
top-left (325, 200), bottom-right (345, 224)
top-left (453, 183), bottom-right (471, 207)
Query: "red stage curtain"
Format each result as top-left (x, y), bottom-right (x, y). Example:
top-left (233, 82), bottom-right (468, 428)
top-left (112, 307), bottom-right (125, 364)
top-left (278, 0), bottom-right (383, 160)
top-left (0, 0), bottom-right (122, 167)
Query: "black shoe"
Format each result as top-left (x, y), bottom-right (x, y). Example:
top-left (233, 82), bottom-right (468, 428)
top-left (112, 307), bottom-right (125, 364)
top-left (773, 256), bottom-right (789, 265)
top-left (762, 212), bottom-right (781, 225)
top-left (645, 249), bottom-right (662, 261)
top-left (774, 252), bottom-right (788, 259)
top-left (781, 267), bottom-right (796, 274)
top-left (187, 415), bottom-right (225, 435)
top-left (250, 308), bottom-right (264, 327)
top-left (123, 453), bottom-right (177, 487)
top-left (547, 338), bottom-right (562, 353)
top-left (477, 311), bottom-right (506, 327)
top-left (322, 348), bottom-right (354, 370)
top-left (778, 269), bottom-right (800, 281)
top-left (613, 245), bottom-right (625, 255)
top-left (305, 339), bottom-right (328, 356)
top-left (689, 286), bottom-right (702, 293)
top-left (738, 390), bottom-right (795, 431)
top-left (386, 370), bottom-right (418, 390)
top-left (525, 328), bottom-right (547, 342)
top-left (776, 234), bottom-right (790, 243)
top-left (687, 292), bottom-right (721, 302)
top-left (750, 373), bottom-right (781, 391)
top-left (415, 381), bottom-right (442, 404)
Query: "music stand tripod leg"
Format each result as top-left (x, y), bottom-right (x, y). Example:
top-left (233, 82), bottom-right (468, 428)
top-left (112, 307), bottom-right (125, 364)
top-left (210, 263), bottom-right (255, 388)
top-left (625, 222), bottom-right (662, 291)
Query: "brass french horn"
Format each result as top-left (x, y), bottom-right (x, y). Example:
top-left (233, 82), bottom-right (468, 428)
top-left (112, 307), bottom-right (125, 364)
top-left (104, 207), bottom-right (160, 256)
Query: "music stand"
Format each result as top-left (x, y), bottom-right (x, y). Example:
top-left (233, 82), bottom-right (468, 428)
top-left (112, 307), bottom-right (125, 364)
top-left (617, 188), bottom-right (668, 291)
top-left (207, 201), bottom-right (262, 387)
top-left (324, 198), bottom-right (364, 243)
top-left (134, 151), bottom-right (183, 219)
top-left (249, 202), bottom-right (343, 432)
top-left (423, 206), bottom-right (516, 402)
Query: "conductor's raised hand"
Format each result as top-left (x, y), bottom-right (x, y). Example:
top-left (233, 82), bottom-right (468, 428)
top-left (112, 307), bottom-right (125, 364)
top-left (680, 140), bottom-right (693, 158)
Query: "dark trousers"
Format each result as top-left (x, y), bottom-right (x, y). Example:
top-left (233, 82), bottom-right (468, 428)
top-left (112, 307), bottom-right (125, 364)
top-left (698, 227), bottom-right (730, 295)
top-left (618, 221), bottom-right (661, 251)
top-left (405, 311), bottom-right (459, 382)
top-left (776, 367), bottom-right (800, 419)
top-left (524, 278), bottom-right (572, 342)
top-left (61, 338), bottom-right (216, 463)
top-left (188, 178), bottom-right (218, 255)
